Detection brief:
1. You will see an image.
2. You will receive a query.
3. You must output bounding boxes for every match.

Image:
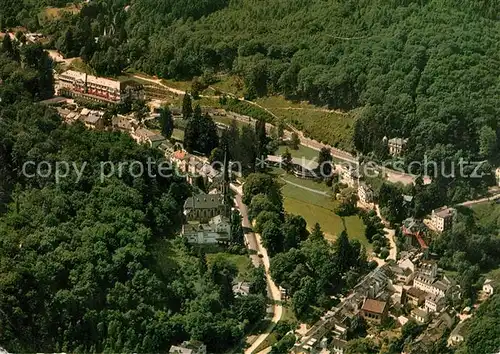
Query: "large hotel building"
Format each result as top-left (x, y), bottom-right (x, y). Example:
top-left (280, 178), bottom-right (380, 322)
top-left (56, 70), bottom-right (142, 103)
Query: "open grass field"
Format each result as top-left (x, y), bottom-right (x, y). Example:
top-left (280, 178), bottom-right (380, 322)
top-left (277, 145), bottom-right (320, 161)
top-left (171, 128), bottom-right (185, 141)
top-left (212, 115), bottom-right (252, 129)
top-left (269, 168), bottom-right (332, 194)
top-left (470, 201), bottom-right (500, 229)
top-left (255, 96), bottom-right (355, 150)
top-left (161, 79), bottom-right (192, 92)
top-left (280, 183), bottom-right (367, 248)
top-left (41, 4), bottom-right (80, 21)
top-left (211, 75), bottom-right (246, 97)
top-left (206, 252), bottom-right (254, 282)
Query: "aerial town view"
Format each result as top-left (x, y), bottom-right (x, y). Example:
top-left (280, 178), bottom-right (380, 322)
top-left (0, 0), bottom-right (499, 353)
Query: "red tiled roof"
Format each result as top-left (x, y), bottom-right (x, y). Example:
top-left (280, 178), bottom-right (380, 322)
top-left (172, 150), bottom-right (186, 160)
top-left (416, 232), bottom-right (428, 249)
top-left (362, 299), bottom-right (387, 314)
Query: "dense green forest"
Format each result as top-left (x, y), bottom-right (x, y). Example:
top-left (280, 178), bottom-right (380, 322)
top-left (0, 48), bottom-right (267, 352)
top-left (458, 294), bottom-right (500, 354)
top-left (6, 0), bottom-right (496, 206)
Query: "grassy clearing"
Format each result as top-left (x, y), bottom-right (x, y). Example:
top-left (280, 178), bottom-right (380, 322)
top-left (161, 79), bottom-right (192, 92)
top-left (67, 58), bottom-right (95, 75)
top-left (171, 128), bottom-right (185, 141)
top-left (255, 96), bottom-right (355, 150)
top-left (485, 268), bottom-right (500, 284)
top-left (213, 115), bottom-right (252, 129)
top-left (280, 183), bottom-right (367, 248)
top-left (470, 201), bottom-right (500, 229)
top-left (280, 174), bottom-right (332, 194)
top-left (211, 75), bottom-right (246, 97)
top-left (206, 252), bottom-right (254, 281)
top-left (41, 4), bottom-right (80, 21)
top-left (276, 145), bottom-right (319, 161)
top-left (269, 167), bottom-right (332, 194)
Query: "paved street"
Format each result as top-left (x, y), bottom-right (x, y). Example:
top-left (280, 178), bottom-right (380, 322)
top-left (232, 185), bottom-right (283, 354)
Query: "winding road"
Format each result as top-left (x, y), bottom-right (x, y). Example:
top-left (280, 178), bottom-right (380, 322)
top-left (130, 73), bottom-right (431, 186)
top-left (231, 185), bottom-right (283, 354)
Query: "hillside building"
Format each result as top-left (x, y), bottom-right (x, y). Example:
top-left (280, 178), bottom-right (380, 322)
top-left (181, 215), bottom-right (231, 244)
top-left (387, 137), bottom-right (408, 156)
top-left (56, 70), bottom-right (143, 104)
top-left (430, 206), bottom-right (456, 232)
top-left (169, 341), bottom-right (207, 354)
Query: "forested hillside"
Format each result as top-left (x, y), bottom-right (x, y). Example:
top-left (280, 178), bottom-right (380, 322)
top-left (30, 0), bottom-right (499, 161)
top-left (0, 48), bottom-right (266, 352)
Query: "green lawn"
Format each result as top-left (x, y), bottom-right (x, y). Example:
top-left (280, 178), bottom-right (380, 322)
top-left (280, 183), bottom-right (367, 248)
top-left (484, 268), bottom-right (500, 284)
top-left (206, 252), bottom-right (254, 282)
top-left (172, 128), bottom-right (185, 141)
top-left (255, 96), bottom-right (355, 150)
top-left (161, 78), bottom-right (192, 92)
top-left (470, 201), bottom-right (500, 229)
top-left (211, 75), bottom-right (246, 97)
top-left (277, 145), bottom-right (319, 161)
top-left (270, 168), bottom-right (332, 194)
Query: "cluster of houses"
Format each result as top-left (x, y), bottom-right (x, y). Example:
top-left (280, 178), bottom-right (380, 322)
top-left (292, 251), bottom-right (496, 354)
top-left (0, 31), bottom-right (46, 44)
top-left (171, 149), bottom-right (234, 245)
top-left (56, 105), bottom-right (169, 149)
top-left (56, 106), bottom-right (106, 130)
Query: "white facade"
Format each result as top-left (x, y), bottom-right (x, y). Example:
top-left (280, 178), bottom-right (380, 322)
top-left (483, 279), bottom-right (494, 295)
top-left (182, 215), bottom-right (231, 244)
top-left (339, 165), bottom-right (359, 188)
top-left (57, 70), bottom-right (122, 102)
top-left (388, 138), bottom-right (408, 156)
top-left (430, 207), bottom-right (456, 232)
top-left (425, 294), bottom-right (445, 313)
top-left (496, 167), bottom-right (500, 186)
top-left (411, 308), bottom-right (429, 324)
top-left (413, 274), bottom-right (448, 297)
top-left (358, 184), bottom-right (374, 204)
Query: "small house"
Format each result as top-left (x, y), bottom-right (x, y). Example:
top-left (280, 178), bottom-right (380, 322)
top-left (425, 293), bottom-right (445, 313)
top-left (447, 321), bottom-right (468, 347)
top-left (387, 137), bottom-right (408, 156)
top-left (358, 183), bottom-right (374, 204)
top-left (411, 307), bottom-right (429, 324)
top-left (483, 279), bottom-right (495, 295)
top-left (430, 206), bottom-right (456, 233)
top-left (360, 298), bottom-right (388, 325)
top-left (406, 287), bottom-right (427, 306)
top-left (169, 340), bottom-right (207, 354)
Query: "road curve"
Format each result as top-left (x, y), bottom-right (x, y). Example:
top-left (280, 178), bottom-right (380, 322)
top-left (231, 185), bottom-right (283, 354)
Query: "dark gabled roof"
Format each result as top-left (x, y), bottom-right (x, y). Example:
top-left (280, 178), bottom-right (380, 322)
top-left (407, 287), bottom-right (427, 299)
top-left (184, 194), bottom-right (224, 209)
